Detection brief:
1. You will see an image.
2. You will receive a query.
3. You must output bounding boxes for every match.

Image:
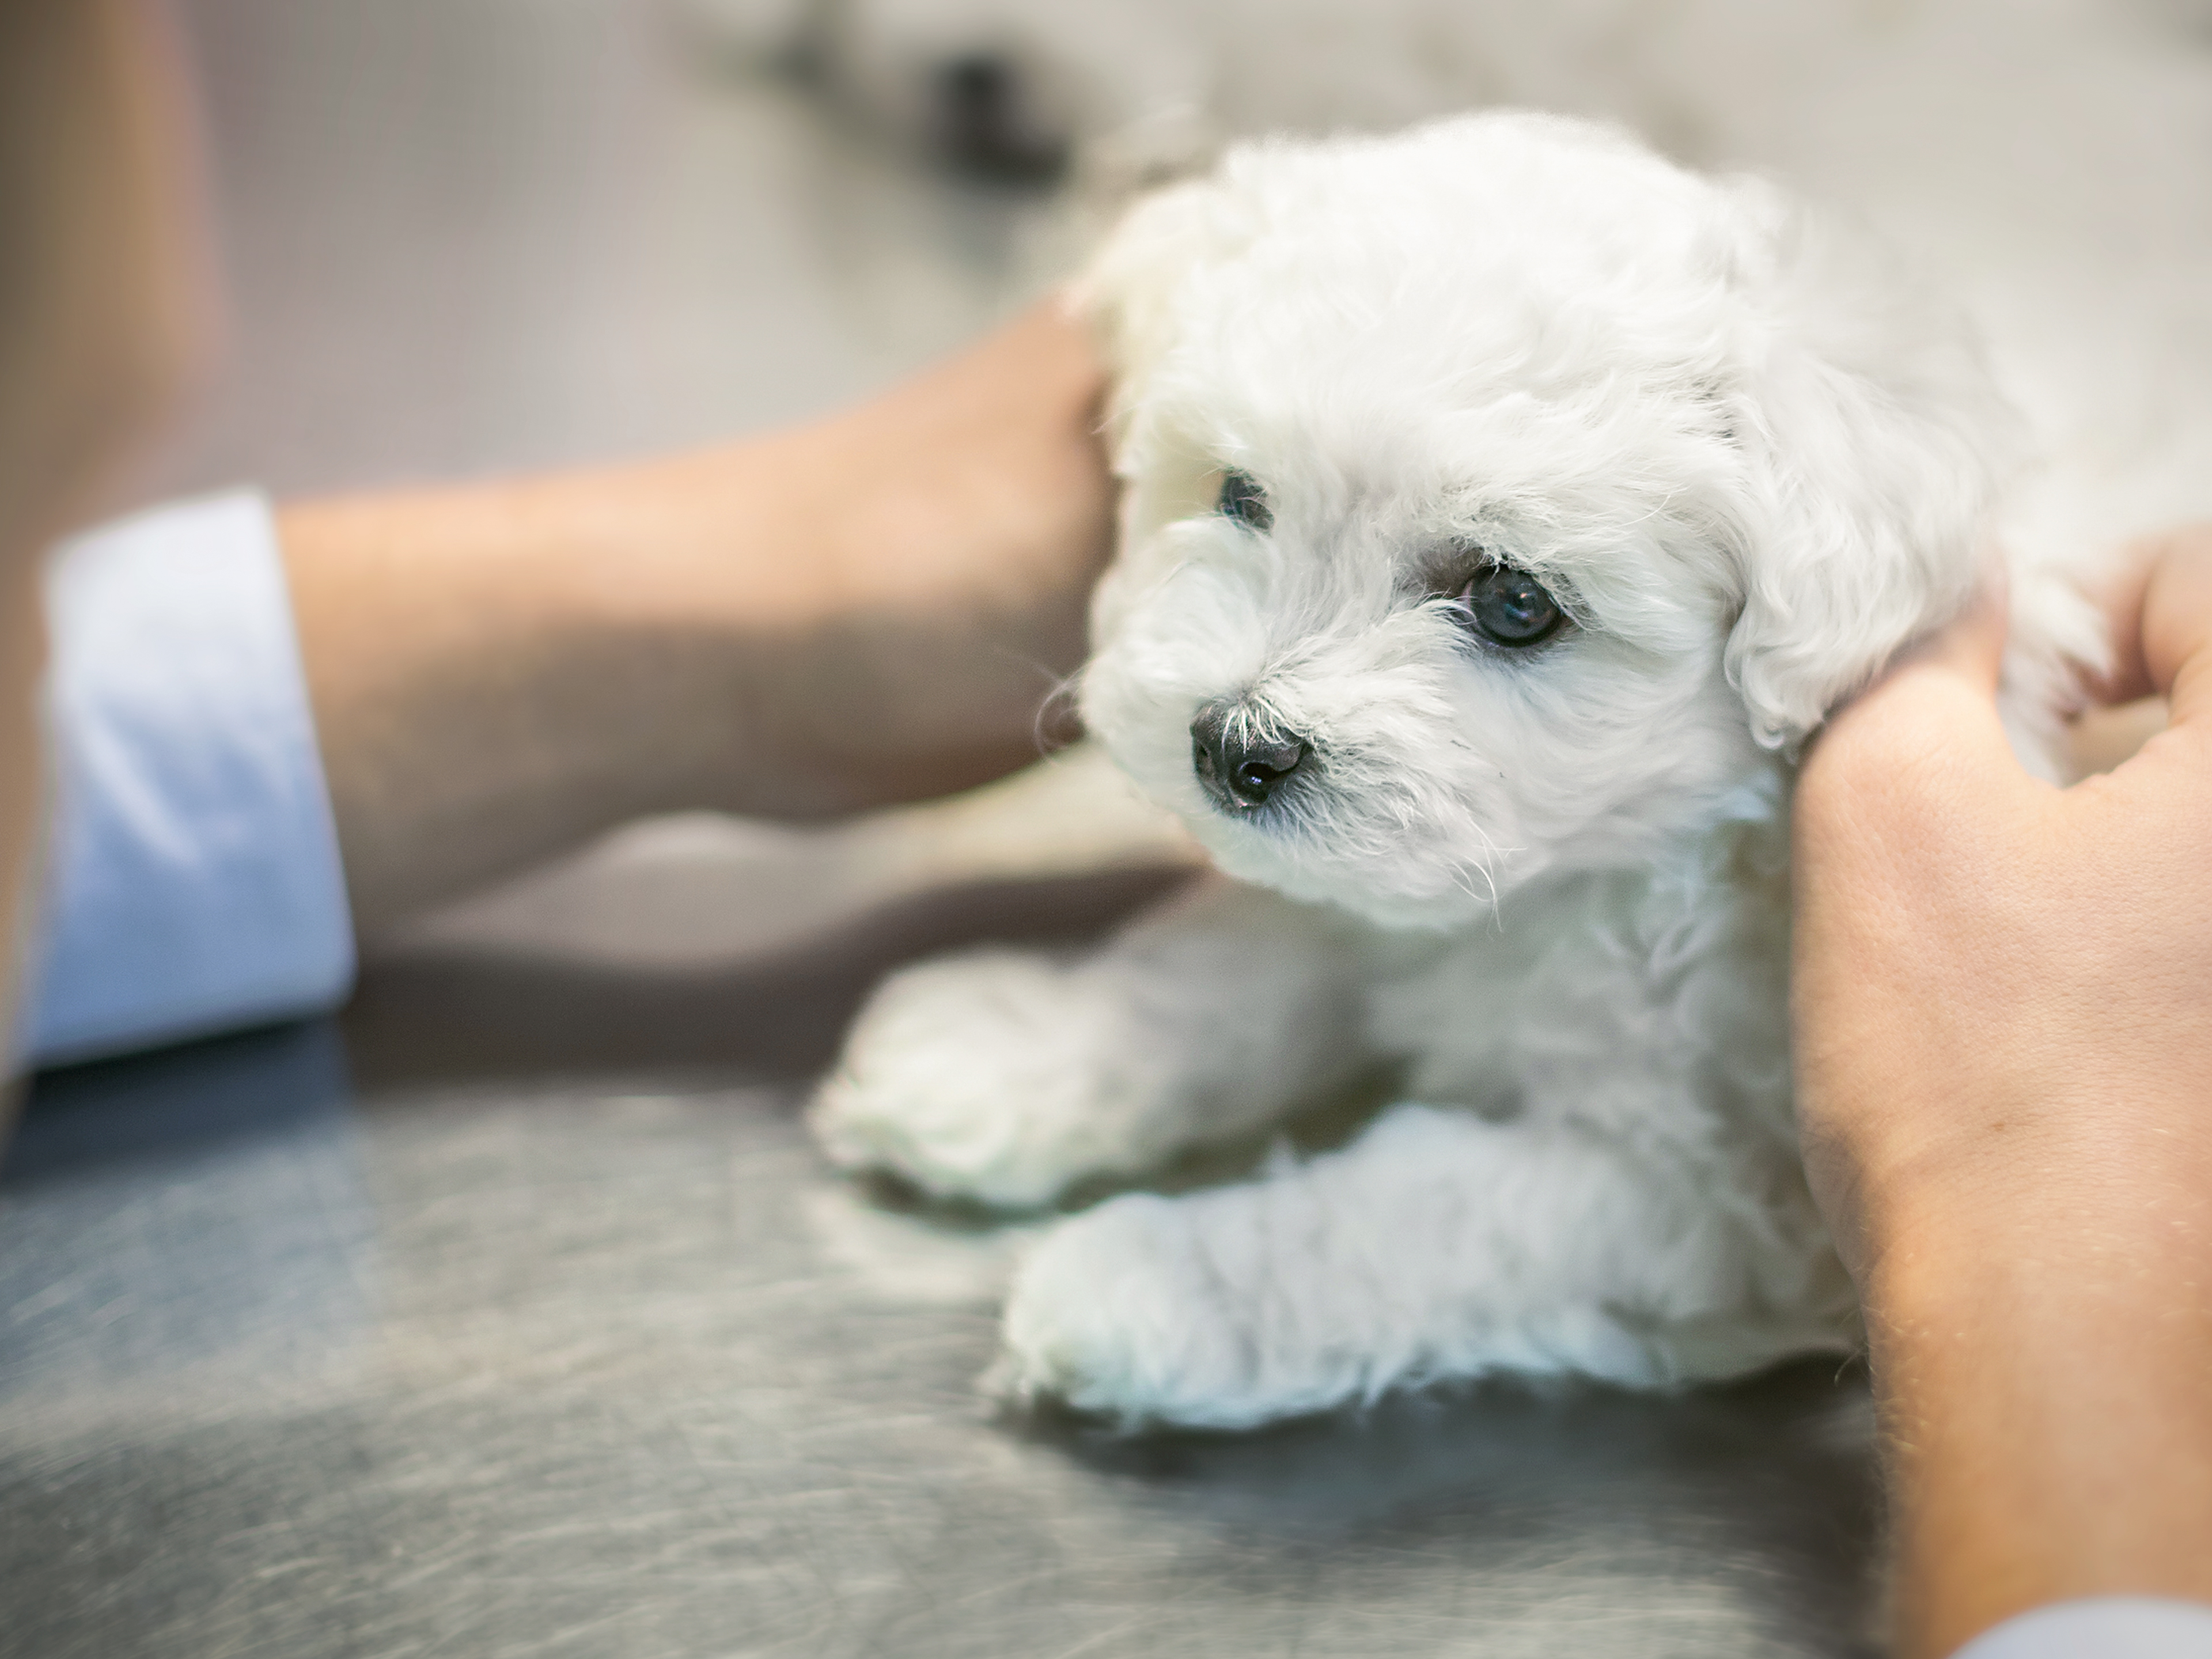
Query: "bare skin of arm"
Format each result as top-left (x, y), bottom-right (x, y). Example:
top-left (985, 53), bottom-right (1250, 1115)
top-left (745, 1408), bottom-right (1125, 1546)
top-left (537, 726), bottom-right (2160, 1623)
top-left (280, 304), bottom-right (1115, 934)
top-left (1791, 528), bottom-right (2212, 1658)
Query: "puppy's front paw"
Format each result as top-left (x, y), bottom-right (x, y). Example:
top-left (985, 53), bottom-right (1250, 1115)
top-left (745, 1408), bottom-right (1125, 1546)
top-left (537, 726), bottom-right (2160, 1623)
top-left (810, 950), bottom-right (1154, 1209)
top-left (994, 1190), bottom-right (1345, 1430)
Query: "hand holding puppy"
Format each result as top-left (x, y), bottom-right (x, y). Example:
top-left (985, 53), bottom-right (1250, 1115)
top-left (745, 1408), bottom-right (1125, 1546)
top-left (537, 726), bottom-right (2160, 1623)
top-left (1791, 528), bottom-right (2212, 1657)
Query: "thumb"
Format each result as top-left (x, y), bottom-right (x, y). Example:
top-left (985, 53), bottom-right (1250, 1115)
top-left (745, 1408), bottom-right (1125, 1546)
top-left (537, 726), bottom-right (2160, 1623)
top-left (1812, 575), bottom-right (2014, 767)
top-left (1793, 575), bottom-right (2033, 910)
top-left (2135, 529), bottom-right (2212, 735)
top-left (1885, 573), bottom-right (2009, 694)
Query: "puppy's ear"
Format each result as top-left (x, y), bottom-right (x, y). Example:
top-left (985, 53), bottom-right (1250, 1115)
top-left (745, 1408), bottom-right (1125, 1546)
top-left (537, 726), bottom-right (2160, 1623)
top-left (1721, 185), bottom-right (2022, 748)
top-left (1071, 169), bottom-right (1256, 448)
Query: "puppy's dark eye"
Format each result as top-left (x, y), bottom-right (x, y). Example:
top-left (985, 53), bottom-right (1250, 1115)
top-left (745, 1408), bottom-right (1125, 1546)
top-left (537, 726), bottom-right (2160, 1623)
top-left (1217, 469), bottom-right (1271, 532)
top-left (1454, 561), bottom-right (1563, 647)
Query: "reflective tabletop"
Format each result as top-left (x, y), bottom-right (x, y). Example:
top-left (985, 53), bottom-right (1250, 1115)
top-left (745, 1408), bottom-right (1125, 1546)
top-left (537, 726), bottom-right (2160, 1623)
top-left (3, 1004), bottom-right (1883, 1658)
top-left (2, 2), bottom-right (1883, 1653)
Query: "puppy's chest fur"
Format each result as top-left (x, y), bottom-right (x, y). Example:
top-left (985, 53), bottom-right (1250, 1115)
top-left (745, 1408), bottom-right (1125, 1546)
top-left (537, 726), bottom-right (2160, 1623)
top-left (1361, 819), bottom-right (1796, 1153)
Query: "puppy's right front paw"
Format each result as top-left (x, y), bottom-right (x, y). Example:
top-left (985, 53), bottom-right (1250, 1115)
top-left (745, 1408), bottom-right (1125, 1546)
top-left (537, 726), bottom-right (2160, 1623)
top-left (809, 950), bottom-right (1154, 1210)
top-left (993, 1189), bottom-right (1325, 1430)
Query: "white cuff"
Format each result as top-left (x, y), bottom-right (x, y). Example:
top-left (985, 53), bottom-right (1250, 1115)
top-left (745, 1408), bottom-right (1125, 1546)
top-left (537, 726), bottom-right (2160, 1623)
top-left (1955, 1598), bottom-right (2212, 1658)
top-left (21, 490), bottom-right (355, 1067)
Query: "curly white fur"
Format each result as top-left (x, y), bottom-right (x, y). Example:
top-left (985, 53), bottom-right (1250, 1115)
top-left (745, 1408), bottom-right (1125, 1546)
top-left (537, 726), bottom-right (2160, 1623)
top-left (809, 111), bottom-right (2175, 1429)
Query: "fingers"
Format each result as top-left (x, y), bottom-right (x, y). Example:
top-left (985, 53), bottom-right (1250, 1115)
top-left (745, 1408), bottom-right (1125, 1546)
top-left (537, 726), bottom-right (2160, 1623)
top-left (2088, 536), bottom-right (2162, 706)
top-left (2134, 527), bottom-right (2212, 733)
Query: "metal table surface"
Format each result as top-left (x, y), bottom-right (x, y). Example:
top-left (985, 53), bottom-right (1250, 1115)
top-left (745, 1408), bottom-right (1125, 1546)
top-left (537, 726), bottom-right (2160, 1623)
top-left (2, 2), bottom-right (1881, 1653)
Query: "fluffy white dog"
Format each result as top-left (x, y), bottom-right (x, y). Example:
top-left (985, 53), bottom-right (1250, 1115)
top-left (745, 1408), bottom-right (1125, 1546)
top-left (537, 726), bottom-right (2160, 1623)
top-left (809, 112), bottom-right (2116, 1429)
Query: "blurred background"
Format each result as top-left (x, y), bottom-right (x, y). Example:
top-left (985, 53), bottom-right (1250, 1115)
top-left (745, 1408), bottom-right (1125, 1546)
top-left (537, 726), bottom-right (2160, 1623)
top-left (2, 1), bottom-right (2208, 1654)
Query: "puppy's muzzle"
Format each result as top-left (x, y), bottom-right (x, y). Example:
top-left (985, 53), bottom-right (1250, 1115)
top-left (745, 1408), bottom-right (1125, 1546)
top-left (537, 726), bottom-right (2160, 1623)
top-left (1191, 700), bottom-right (1312, 812)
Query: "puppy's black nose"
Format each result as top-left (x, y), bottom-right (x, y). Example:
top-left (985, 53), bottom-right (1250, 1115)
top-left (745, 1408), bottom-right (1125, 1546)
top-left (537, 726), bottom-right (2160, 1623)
top-left (1191, 703), bottom-right (1311, 811)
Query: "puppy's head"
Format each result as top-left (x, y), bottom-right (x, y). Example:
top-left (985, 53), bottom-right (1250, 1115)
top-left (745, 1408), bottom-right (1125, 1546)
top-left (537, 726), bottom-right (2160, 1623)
top-left (1074, 112), bottom-right (2016, 927)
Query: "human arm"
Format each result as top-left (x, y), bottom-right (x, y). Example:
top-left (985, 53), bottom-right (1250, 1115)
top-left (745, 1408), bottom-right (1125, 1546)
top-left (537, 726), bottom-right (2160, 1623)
top-left (20, 305), bottom-right (1111, 1066)
top-left (282, 302), bottom-right (1113, 934)
top-left (1790, 529), bottom-right (2212, 1657)
top-left (3, 6), bottom-right (1114, 1069)
top-left (2, 1), bottom-right (1114, 1067)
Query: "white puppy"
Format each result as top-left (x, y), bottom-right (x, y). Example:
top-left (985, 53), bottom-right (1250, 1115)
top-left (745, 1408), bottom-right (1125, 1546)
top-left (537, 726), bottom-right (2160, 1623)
top-left (812, 112), bottom-right (2111, 1429)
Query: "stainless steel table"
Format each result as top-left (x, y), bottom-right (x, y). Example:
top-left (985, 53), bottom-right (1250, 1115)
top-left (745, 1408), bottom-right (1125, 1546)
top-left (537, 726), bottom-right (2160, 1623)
top-left (2, 979), bottom-right (1881, 1659)
top-left (0, 2), bottom-right (1883, 1652)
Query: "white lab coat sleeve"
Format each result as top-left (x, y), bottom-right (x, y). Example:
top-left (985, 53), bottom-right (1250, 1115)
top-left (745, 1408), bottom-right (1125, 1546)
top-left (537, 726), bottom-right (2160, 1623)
top-left (1953, 1599), bottom-right (2212, 1658)
top-left (20, 490), bottom-right (356, 1067)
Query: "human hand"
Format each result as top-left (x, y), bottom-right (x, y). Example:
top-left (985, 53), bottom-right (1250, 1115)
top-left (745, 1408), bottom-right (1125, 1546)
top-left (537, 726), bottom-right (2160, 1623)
top-left (1793, 531), bottom-right (2212, 1279)
top-left (285, 302), bottom-right (1116, 927)
top-left (1790, 527), bottom-right (2212, 1655)
top-left (637, 299), bottom-right (1119, 815)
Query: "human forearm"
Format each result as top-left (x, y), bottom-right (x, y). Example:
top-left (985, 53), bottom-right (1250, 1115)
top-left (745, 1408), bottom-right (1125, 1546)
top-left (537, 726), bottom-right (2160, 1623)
top-left (281, 304), bottom-right (1112, 933)
top-left (1866, 1178), bottom-right (2212, 1657)
top-left (282, 451), bottom-right (832, 931)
